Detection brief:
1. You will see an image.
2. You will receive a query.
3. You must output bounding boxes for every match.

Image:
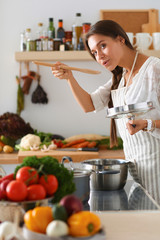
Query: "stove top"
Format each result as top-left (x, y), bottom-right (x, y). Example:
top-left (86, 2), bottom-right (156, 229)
top-left (85, 180), bottom-right (160, 211)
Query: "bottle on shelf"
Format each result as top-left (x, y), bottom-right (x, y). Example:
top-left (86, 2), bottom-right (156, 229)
top-left (65, 31), bottom-right (73, 50)
top-left (20, 31), bottom-right (26, 51)
top-left (48, 18), bottom-right (55, 39)
top-left (35, 23), bottom-right (43, 51)
top-left (25, 28), bottom-right (36, 51)
top-left (59, 38), bottom-right (70, 51)
top-left (48, 30), bottom-right (54, 51)
top-left (77, 37), bottom-right (85, 50)
top-left (57, 19), bottom-right (65, 42)
top-left (42, 29), bottom-right (48, 51)
top-left (72, 13), bottom-right (83, 50)
top-left (82, 22), bottom-right (91, 34)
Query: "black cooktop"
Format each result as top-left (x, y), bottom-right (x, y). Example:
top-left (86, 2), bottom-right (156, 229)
top-left (84, 180), bottom-right (160, 211)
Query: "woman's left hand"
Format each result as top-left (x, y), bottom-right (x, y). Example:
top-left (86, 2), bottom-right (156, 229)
top-left (126, 119), bottom-right (147, 135)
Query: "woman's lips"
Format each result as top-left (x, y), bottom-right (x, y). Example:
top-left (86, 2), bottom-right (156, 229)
top-left (102, 59), bottom-right (110, 66)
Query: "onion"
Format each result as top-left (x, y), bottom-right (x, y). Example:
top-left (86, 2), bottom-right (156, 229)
top-left (60, 194), bottom-right (83, 216)
top-left (46, 220), bottom-right (68, 237)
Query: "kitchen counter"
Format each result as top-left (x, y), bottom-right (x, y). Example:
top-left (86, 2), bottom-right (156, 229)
top-left (98, 211), bottom-right (160, 240)
top-left (0, 149), bottom-right (125, 164)
top-left (88, 180), bottom-right (160, 240)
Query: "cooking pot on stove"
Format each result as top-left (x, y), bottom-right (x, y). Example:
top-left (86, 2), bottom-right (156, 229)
top-left (61, 156), bottom-right (91, 203)
top-left (82, 159), bottom-right (129, 191)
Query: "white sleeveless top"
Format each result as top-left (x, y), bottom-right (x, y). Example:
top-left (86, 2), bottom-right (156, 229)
top-left (91, 56), bottom-right (160, 203)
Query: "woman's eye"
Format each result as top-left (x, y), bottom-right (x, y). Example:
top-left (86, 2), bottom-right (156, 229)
top-left (100, 43), bottom-right (106, 49)
top-left (92, 51), bottom-right (97, 57)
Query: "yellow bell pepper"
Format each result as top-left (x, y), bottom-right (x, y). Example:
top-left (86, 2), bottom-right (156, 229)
top-left (67, 211), bottom-right (101, 237)
top-left (24, 206), bottom-right (53, 233)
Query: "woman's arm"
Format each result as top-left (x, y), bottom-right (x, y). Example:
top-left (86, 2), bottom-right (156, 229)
top-left (51, 62), bottom-right (95, 112)
top-left (126, 119), bottom-right (160, 135)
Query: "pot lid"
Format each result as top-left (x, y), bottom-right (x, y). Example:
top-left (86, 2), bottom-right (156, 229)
top-left (106, 101), bottom-right (154, 119)
top-left (82, 159), bottom-right (130, 166)
top-left (73, 169), bottom-right (91, 177)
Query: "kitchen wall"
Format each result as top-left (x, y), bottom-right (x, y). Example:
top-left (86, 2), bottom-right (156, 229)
top-left (0, 0), bottom-right (160, 138)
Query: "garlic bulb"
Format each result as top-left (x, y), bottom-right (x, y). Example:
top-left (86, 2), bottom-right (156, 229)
top-left (46, 220), bottom-right (69, 237)
top-left (0, 221), bottom-right (16, 239)
top-left (48, 142), bottom-right (57, 150)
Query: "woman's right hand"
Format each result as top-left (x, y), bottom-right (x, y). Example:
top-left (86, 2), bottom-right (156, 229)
top-left (51, 62), bottom-right (73, 80)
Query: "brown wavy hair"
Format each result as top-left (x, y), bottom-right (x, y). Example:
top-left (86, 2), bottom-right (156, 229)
top-left (85, 20), bottom-right (134, 147)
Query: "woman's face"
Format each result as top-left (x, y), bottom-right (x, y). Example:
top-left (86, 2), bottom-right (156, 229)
top-left (88, 34), bottom-right (124, 71)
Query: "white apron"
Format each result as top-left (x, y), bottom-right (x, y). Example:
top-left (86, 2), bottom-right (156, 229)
top-left (111, 82), bottom-right (160, 204)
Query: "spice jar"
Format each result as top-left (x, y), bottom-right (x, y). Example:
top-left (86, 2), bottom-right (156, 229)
top-left (82, 23), bottom-right (91, 34)
top-left (54, 38), bottom-right (61, 50)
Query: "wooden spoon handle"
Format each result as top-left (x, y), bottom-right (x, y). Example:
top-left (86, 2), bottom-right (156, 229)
top-left (33, 61), bottom-right (101, 75)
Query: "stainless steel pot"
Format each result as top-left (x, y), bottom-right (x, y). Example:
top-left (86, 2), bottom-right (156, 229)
top-left (61, 156), bottom-right (91, 203)
top-left (82, 159), bottom-right (129, 191)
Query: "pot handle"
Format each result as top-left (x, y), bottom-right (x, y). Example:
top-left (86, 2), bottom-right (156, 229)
top-left (95, 170), bottom-right (120, 174)
top-left (61, 156), bottom-right (73, 164)
top-left (61, 156), bottom-right (74, 170)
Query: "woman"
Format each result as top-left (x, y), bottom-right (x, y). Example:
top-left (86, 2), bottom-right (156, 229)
top-left (52, 20), bottom-right (160, 201)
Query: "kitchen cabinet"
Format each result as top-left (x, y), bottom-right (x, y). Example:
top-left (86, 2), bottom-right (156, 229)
top-left (15, 50), bottom-right (160, 62)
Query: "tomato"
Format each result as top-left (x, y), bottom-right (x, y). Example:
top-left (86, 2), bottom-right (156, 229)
top-left (16, 166), bottom-right (39, 186)
top-left (0, 179), bottom-right (11, 199)
top-left (53, 139), bottom-right (64, 148)
top-left (27, 184), bottom-right (46, 201)
top-left (6, 180), bottom-right (27, 201)
top-left (39, 175), bottom-right (58, 196)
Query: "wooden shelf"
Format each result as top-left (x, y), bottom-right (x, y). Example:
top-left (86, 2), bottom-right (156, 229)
top-left (15, 50), bottom-right (160, 62)
top-left (15, 51), bottom-right (93, 62)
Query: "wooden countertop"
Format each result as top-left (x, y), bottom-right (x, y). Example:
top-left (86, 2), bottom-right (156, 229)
top-left (98, 211), bottom-right (160, 240)
top-left (0, 149), bottom-right (125, 164)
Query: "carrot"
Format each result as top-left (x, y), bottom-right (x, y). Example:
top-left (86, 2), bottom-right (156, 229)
top-left (71, 141), bottom-right (90, 148)
top-left (62, 138), bottom-right (86, 148)
top-left (87, 141), bottom-right (97, 148)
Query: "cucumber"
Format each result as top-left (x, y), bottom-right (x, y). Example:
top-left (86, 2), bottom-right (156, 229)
top-left (52, 204), bottom-right (68, 222)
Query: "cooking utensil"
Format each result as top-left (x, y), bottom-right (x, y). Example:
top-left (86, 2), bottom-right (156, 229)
top-left (57, 147), bottom-right (98, 152)
top-left (61, 156), bottom-right (91, 203)
top-left (106, 101), bottom-right (154, 119)
top-left (82, 159), bottom-right (130, 191)
top-left (33, 61), bottom-right (101, 75)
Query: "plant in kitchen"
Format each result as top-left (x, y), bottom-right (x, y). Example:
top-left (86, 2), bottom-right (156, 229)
top-left (14, 156), bottom-right (76, 202)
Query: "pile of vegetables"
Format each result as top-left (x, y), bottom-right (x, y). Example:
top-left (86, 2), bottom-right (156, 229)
top-left (0, 112), bottom-right (34, 141)
top-left (14, 156), bottom-right (75, 203)
top-left (0, 156), bottom-right (75, 203)
top-left (63, 134), bottom-right (123, 150)
top-left (24, 194), bottom-right (101, 238)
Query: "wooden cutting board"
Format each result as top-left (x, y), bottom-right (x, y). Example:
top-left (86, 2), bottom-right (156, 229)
top-left (18, 150), bottom-right (99, 163)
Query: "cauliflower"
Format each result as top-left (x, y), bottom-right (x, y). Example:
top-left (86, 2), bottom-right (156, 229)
top-left (20, 134), bottom-right (41, 150)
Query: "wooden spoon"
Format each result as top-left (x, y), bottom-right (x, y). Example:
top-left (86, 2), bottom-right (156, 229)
top-left (33, 61), bottom-right (101, 75)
